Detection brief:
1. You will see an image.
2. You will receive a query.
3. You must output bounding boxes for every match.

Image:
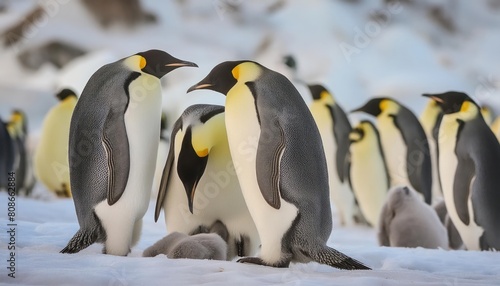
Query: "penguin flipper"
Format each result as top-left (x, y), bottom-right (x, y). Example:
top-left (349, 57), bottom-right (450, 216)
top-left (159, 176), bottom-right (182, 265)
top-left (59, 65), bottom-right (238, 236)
top-left (102, 109), bottom-right (130, 206)
top-left (155, 119), bottom-right (182, 222)
top-left (307, 245), bottom-right (371, 270)
top-left (453, 157), bottom-right (475, 225)
top-left (328, 105), bottom-right (352, 183)
top-left (256, 119), bottom-right (285, 210)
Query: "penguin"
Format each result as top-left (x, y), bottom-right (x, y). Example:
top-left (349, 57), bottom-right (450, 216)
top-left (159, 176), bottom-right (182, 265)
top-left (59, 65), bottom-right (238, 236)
top-left (0, 117), bottom-right (15, 191)
top-left (378, 186), bottom-right (448, 249)
top-left (433, 200), bottom-right (464, 250)
top-left (7, 110), bottom-right (35, 196)
top-left (352, 97), bottom-right (432, 205)
top-left (143, 220), bottom-right (228, 260)
top-left (423, 91), bottom-right (500, 251)
top-left (187, 60), bottom-right (370, 270)
top-left (491, 116), bottom-right (500, 142)
top-left (34, 88), bottom-right (78, 198)
top-left (347, 120), bottom-right (390, 228)
top-left (61, 50), bottom-right (197, 256)
top-left (154, 104), bottom-right (260, 260)
top-left (419, 98), bottom-right (444, 202)
top-left (480, 105), bottom-right (493, 126)
top-left (308, 84), bottom-right (358, 226)
top-left (151, 111), bottom-right (169, 199)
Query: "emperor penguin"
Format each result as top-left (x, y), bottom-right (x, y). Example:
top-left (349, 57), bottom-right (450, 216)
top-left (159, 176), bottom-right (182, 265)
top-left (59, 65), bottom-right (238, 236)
top-left (188, 60), bottom-right (370, 270)
top-left (480, 105), bottom-right (493, 126)
top-left (347, 120), bottom-right (390, 228)
top-left (420, 98), bottom-right (443, 202)
top-left (308, 84), bottom-right (357, 226)
top-left (433, 200), bottom-right (464, 250)
top-left (490, 116), bottom-right (500, 142)
top-left (7, 110), bottom-right (35, 196)
top-left (423, 91), bottom-right (500, 251)
top-left (378, 186), bottom-right (448, 249)
top-left (0, 117), bottom-right (15, 191)
top-left (352, 98), bottom-right (432, 205)
top-left (154, 104), bottom-right (260, 260)
top-left (34, 88), bottom-right (78, 198)
top-left (61, 50), bottom-right (197, 256)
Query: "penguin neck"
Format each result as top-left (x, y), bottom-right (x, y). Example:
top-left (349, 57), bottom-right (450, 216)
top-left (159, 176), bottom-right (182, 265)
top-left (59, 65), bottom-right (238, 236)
top-left (60, 96), bottom-right (78, 110)
top-left (420, 104), bottom-right (441, 134)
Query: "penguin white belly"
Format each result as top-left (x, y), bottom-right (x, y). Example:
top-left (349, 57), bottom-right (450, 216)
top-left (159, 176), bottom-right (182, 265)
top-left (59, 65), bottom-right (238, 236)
top-left (379, 116), bottom-right (410, 187)
top-left (95, 75), bottom-right (161, 254)
top-left (350, 146), bottom-right (387, 228)
top-left (164, 135), bottom-right (260, 257)
top-left (34, 105), bottom-right (73, 193)
top-left (438, 118), bottom-right (484, 250)
top-left (310, 104), bottom-right (354, 226)
top-left (225, 84), bottom-right (298, 263)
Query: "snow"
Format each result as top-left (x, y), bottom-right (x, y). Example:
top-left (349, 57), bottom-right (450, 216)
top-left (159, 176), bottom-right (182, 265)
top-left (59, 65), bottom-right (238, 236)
top-left (1, 0), bottom-right (500, 285)
top-left (1, 191), bottom-right (500, 285)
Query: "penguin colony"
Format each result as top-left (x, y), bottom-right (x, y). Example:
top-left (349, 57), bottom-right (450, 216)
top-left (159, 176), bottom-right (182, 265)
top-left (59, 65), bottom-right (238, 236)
top-left (2, 49), bottom-right (499, 271)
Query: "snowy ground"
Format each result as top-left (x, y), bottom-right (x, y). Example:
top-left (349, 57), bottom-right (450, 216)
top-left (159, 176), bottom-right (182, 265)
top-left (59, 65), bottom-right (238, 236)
top-left (1, 0), bottom-right (500, 285)
top-left (1, 190), bottom-right (500, 285)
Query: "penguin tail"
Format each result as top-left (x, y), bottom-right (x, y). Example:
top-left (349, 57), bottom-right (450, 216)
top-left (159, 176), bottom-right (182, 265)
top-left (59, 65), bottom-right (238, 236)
top-left (60, 228), bottom-right (98, 254)
top-left (307, 245), bottom-right (371, 270)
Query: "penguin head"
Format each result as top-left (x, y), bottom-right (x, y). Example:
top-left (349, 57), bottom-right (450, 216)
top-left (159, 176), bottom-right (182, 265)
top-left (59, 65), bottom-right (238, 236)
top-left (308, 84), bottom-right (335, 105)
top-left (187, 60), bottom-right (261, 95)
top-left (125, 49), bottom-right (198, 79)
top-left (7, 109), bottom-right (27, 138)
top-left (349, 120), bottom-right (377, 143)
top-left (55, 88), bottom-right (77, 101)
top-left (176, 105), bottom-right (226, 213)
top-left (283, 55), bottom-right (297, 71)
top-left (422, 92), bottom-right (480, 118)
top-left (351, 97), bottom-right (400, 117)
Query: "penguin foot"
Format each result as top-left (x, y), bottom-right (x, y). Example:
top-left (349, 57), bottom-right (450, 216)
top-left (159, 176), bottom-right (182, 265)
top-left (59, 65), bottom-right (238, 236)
top-left (237, 256), bottom-right (290, 268)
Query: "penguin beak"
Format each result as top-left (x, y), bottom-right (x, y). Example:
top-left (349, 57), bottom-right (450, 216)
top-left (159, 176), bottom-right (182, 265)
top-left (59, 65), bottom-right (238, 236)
top-left (422, 93), bottom-right (444, 103)
top-left (187, 83), bottom-right (214, 93)
top-left (350, 106), bottom-right (365, 114)
top-left (165, 61), bottom-right (198, 68)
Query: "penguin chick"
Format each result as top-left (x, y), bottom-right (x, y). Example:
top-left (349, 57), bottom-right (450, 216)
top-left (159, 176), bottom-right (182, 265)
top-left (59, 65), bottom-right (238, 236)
top-left (143, 232), bottom-right (227, 261)
top-left (61, 50), bottom-right (197, 256)
top-left (34, 88), bottom-right (77, 198)
top-left (378, 186), bottom-right (448, 249)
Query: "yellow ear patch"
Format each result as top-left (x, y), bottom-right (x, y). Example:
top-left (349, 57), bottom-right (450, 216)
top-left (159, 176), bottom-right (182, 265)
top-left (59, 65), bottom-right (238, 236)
top-left (196, 148), bottom-right (209, 157)
top-left (139, 56), bottom-right (146, 70)
top-left (320, 91), bottom-right (330, 101)
top-left (349, 132), bottom-right (361, 141)
top-left (379, 100), bottom-right (390, 111)
top-left (461, 101), bottom-right (471, 113)
top-left (231, 66), bottom-right (239, 80)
